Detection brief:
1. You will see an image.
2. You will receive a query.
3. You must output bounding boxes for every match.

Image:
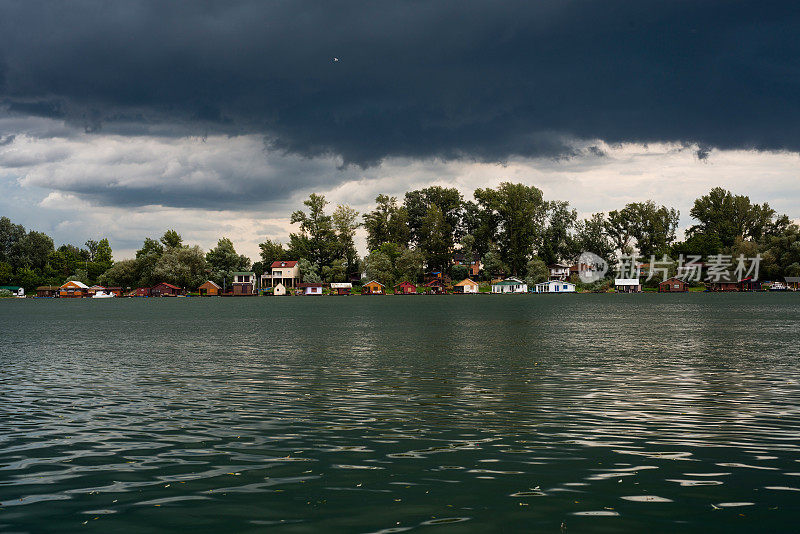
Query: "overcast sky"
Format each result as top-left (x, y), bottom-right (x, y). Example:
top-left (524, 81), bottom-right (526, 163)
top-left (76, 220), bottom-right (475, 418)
top-left (1, 1), bottom-right (798, 260)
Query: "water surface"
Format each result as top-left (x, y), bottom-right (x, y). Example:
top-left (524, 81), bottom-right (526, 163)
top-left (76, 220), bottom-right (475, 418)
top-left (1, 294), bottom-right (799, 532)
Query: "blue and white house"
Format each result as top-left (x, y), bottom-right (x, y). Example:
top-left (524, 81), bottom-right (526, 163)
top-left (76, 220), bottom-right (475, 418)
top-left (534, 280), bottom-right (576, 293)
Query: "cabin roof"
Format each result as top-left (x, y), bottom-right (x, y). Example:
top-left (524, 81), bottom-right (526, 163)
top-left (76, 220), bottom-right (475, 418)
top-left (154, 282), bottom-right (181, 289)
top-left (298, 282), bottom-right (324, 288)
top-left (785, 276), bottom-right (800, 283)
top-left (232, 271), bottom-right (255, 276)
top-left (271, 260), bottom-right (298, 268)
top-left (200, 280), bottom-right (221, 289)
top-left (614, 278), bottom-right (641, 286)
top-left (60, 280), bottom-right (89, 289)
top-left (454, 278), bottom-right (479, 286)
top-left (330, 282), bottom-right (352, 288)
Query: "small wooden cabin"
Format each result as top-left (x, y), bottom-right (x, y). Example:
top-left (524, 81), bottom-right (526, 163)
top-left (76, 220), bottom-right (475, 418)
top-left (614, 278), bottom-right (642, 293)
top-left (59, 280), bottom-right (89, 298)
top-left (299, 282), bottom-right (324, 295)
top-left (152, 282), bottom-right (183, 297)
top-left (394, 281), bottom-right (417, 295)
top-left (738, 277), bottom-right (760, 292)
top-left (36, 286), bottom-right (59, 298)
top-left (362, 280), bottom-right (385, 295)
top-left (330, 282), bottom-right (352, 295)
top-left (273, 283), bottom-right (287, 296)
top-left (453, 278), bottom-right (479, 293)
top-left (198, 280), bottom-right (221, 296)
top-left (785, 276), bottom-right (800, 290)
top-left (424, 279), bottom-right (446, 294)
top-left (658, 277), bottom-right (688, 292)
top-left (705, 273), bottom-right (740, 292)
top-left (131, 287), bottom-right (151, 297)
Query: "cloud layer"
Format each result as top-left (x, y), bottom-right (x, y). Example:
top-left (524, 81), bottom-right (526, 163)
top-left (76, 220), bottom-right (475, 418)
top-left (1, 1), bottom-right (799, 166)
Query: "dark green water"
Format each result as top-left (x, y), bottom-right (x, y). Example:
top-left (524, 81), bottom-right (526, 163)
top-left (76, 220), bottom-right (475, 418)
top-left (1, 294), bottom-right (799, 533)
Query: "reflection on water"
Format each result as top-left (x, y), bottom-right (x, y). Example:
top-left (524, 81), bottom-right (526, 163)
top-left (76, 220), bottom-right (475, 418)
top-left (1, 293), bottom-right (799, 532)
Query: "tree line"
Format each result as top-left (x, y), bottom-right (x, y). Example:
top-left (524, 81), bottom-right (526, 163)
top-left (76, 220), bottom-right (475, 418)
top-left (2, 184), bottom-right (797, 292)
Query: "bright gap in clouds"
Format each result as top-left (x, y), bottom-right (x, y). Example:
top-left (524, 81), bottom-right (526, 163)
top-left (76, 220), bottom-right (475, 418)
top-left (1, 119), bottom-right (798, 261)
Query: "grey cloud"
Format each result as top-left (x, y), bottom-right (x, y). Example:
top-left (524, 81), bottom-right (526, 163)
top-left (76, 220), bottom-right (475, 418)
top-left (0, 1), bottom-right (796, 169)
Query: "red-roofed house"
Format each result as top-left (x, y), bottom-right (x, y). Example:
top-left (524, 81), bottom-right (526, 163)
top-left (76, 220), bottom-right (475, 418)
top-left (394, 281), bottom-right (417, 294)
top-left (152, 282), bottom-right (184, 297)
top-left (262, 260), bottom-right (300, 289)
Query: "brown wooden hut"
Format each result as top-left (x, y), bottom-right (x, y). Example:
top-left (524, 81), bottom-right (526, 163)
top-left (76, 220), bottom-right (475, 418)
top-left (394, 281), bottom-right (417, 294)
top-left (362, 280), bottom-right (385, 294)
top-left (198, 280), bottom-right (221, 296)
top-left (658, 277), bottom-right (688, 292)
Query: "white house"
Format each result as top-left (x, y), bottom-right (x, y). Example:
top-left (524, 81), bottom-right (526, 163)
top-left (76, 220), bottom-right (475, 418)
top-left (262, 260), bottom-right (300, 288)
top-left (534, 280), bottom-right (576, 293)
top-left (548, 263), bottom-right (571, 281)
top-left (299, 282), bottom-right (324, 295)
top-left (491, 277), bottom-right (528, 294)
top-left (615, 278), bottom-right (642, 293)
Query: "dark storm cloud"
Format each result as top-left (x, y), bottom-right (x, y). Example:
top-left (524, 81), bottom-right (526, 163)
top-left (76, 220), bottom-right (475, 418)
top-left (0, 1), bottom-right (798, 167)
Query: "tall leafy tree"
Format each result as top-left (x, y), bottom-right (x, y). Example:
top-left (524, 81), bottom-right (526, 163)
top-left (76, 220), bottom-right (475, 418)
top-left (258, 238), bottom-right (285, 266)
top-left (206, 238), bottom-right (251, 288)
top-left (539, 201), bottom-right (577, 265)
top-left (160, 229), bottom-right (183, 249)
top-left (289, 193), bottom-right (337, 268)
top-left (418, 205), bottom-right (451, 271)
top-left (363, 194), bottom-right (410, 251)
top-left (604, 207), bottom-right (636, 255)
top-left (573, 213), bottom-right (614, 264)
top-left (473, 182), bottom-right (547, 275)
top-left (332, 204), bottom-right (360, 277)
top-left (627, 201), bottom-right (680, 258)
top-left (689, 187), bottom-right (776, 248)
top-left (404, 186), bottom-right (463, 246)
top-left (153, 245), bottom-right (208, 289)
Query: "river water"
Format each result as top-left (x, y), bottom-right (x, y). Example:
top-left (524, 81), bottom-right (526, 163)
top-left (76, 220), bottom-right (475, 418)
top-left (1, 293), bottom-right (799, 532)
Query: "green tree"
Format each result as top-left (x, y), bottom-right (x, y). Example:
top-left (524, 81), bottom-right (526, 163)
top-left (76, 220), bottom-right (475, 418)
top-left (364, 250), bottom-right (394, 285)
top-left (160, 229), bottom-right (183, 249)
top-left (627, 201), bottom-right (680, 258)
top-left (605, 207), bottom-right (636, 255)
top-left (404, 186), bottom-right (463, 246)
top-left (689, 187), bottom-right (777, 248)
top-left (418, 205), bottom-right (451, 271)
top-left (297, 258), bottom-right (322, 283)
top-left (524, 257), bottom-right (549, 286)
top-left (539, 201), bottom-right (577, 265)
top-left (481, 250), bottom-right (508, 278)
top-left (290, 194), bottom-right (337, 269)
top-left (206, 238), bottom-right (250, 288)
top-left (18, 231), bottom-right (55, 271)
top-left (153, 245), bottom-right (208, 289)
top-left (761, 223), bottom-right (800, 280)
top-left (574, 213), bottom-right (614, 264)
top-left (97, 259), bottom-right (140, 289)
top-left (95, 238), bottom-right (113, 267)
top-left (321, 258), bottom-right (347, 283)
top-left (259, 239), bottom-right (285, 267)
top-left (474, 182), bottom-right (547, 275)
top-left (363, 194), bottom-right (410, 251)
top-left (332, 204), bottom-right (360, 277)
top-left (396, 248), bottom-right (425, 283)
